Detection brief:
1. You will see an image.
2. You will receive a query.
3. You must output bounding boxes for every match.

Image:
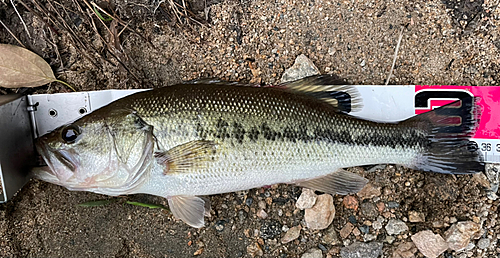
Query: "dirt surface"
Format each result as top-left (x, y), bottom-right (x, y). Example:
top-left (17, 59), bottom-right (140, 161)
top-left (1, 0), bottom-right (500, 257)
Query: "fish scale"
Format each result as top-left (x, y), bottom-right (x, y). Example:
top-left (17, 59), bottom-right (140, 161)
top-left (126, 84), bottom-right (423, 197)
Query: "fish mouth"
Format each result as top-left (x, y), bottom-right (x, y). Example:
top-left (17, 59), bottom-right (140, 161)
top-left (35, 140), bottom-right (79, 182)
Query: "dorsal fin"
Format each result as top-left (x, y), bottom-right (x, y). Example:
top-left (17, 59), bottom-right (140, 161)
top-left (279, 75), bottom-right (363, 113)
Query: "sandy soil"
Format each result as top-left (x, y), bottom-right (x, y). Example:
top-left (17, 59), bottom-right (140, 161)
top-left (0, 0), bottom-right (499, 257)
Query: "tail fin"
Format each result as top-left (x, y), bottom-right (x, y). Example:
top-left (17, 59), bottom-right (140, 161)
top-left (404, 96), bottom-right (484, 174)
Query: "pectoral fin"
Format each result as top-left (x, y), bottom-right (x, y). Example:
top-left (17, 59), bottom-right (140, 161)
top-left (295, 169), bottom-right (368, 195)
top-left (168, 196), bottom-right (209, 228)
top-left (155, 140), bottom-right (216, 174)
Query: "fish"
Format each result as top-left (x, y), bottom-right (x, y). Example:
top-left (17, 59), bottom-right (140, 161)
top-left (32, 75), bottom-right (484, 228)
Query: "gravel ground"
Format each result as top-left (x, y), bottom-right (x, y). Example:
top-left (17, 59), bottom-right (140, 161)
top-left (1, 0), bottom-right (500, 257)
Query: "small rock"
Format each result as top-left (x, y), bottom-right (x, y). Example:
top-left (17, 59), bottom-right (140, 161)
top-left (386, 202), bottom-right (399, 208)
top-left (386, 235), bottom-right (395, 244)
top-left (352, 227), bottom-right (361, 237)
top-left (477, 238), bottom-right (490, 249)
top-left (281, 54), bottom-right (320, 83)
top-left (372, 220), bottom-right (383, 230)
top-left (472, 173), bottom-right (491, 188)
top-left (411, 230), bottom-right (447, 258)
top-left (340, 222), bottom-right (355, 238)
top-left (257, 209), bottom-right (268, 219)
top-left (444, 221), bottom-right (481, 251)
top-left (247, 243), bottom-right (263, 257)
top-left (376, 202), bottom-right (385, 212)
top-left (305, 194), bottom-right (335, 230)
top-left (215, 220), bottom-right (225, 232)
top-left (431, 221), bottom-right (445, 228)
top-left (258, 201), bottom-right (266, 209)
top-left (408, 211), bottom-right (425, 223)
top-left (360, 202), bottom-right (379, 219)
top-left (392, 241), bottom-right (418, 258)
top-left (385, 219), bottom-right (409, 235)
top-left (343, 195), bottom-right (359, 211)
top-left (296, 188), bottom-right (318, 210)
top-left (260, 220), bottom-right (282, 239)
top-left (357, 184), bottom-right (381, 200)
top-left (301, 248), bottom-right (323, 258)
top-left (364, 234), bottom-right (377, 242)
top-left (281, 225), bottom-right (301, 244)
top-left (322, 226), bottom-right (341, 245)
top-left (359, 225), bottom-right (369, 234)
top-left (360, 60), bottom-right (366, 67)
top-left (340, 241), bottom-right (383, 258)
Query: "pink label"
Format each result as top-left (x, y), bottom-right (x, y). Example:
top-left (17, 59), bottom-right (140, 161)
top-left (415, 86), bottom-right (500, 139)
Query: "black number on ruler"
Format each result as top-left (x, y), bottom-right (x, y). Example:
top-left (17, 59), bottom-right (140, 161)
top-left (496, 144), bottom-right (500, 152)
top-left (481, 143), bottom-right (492, 152)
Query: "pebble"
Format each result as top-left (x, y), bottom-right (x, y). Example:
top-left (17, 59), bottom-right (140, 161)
top-left (281, 225), bottom-right (301, 244)
top-left (372, 220), bottom-right (383, 230)
top-left (359, 225), bottom-right (369, 234)
top-left (342, 195), bottom-right (359, 211)
top-left (260, 220), bottom-right (282, 239)
top-left (411, 230), bottom-right (448, 258)
top-left (392, 241), bottom-right (418, 258)
top-left (376, 202), bottom-right (385, 212)
top-left (245, 197), bottom-right (253, 206)
top-left (340, 241), bottom-right (383, 258)
top-left (257, 209), bottom-right (268, 219)
top-left (356, 184), bottom-right (381, 200)
top-left (360, 202), bottom-right (379, 219)
top-left (296, 189), bottom-right (317, 210)
top-left (258, 201), bottom-right (266, 210)
top-left (321, 226), bottom-right (341, 245)
top-left (477, 238), bottom-right (490, 249)
top-left (340, 222), bottom-right (355, 238)
top-left (386, 235), bottom-right (395, 244)
top-left (301, 248), bottom-right (323, 258)
top-left (364, 234), bottom-right (377, 242)
top-left (472, 173), bottom-right (491, 188)
top-left (246, 243), bottom-right (263, 257)
top-left (408, 211), bottom-right (425, 223)
top-left (215, 220), bottom-right (225, 232)
top-left (385, 219), bottom-right (409, 235)
top-left (305, 194), bottom-right (335, 230)
top-left (280, 54), bottom-right (320, 83)
top-left (386, 202), bottom-right (399, 208)
top-left (444, 221), bottom-right (481, 251)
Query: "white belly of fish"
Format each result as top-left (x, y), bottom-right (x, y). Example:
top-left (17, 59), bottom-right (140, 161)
top-left (137, 139), bottom-right (418, 198)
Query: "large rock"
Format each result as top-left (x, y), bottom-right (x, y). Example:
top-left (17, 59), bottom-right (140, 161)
top-left (444, 221), bottom-right (482, 251)
top-left (340, 241), bottom-right (383, 258)
top-left (296, 188), bottom-right (317, 210)
top-left (304, 194), bottom-right (335, 230)
top-left (411, 230), bottom-right (447, 258)
top-left (280, 54), bottom-right (320, 83)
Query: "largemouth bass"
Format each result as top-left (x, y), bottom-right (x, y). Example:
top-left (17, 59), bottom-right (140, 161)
top-left (33, 75), bottom-right (484, 228)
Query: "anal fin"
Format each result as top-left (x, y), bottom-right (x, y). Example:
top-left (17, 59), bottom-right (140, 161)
top-left (295, 169), bottom-right (368, 195)
top-left (168, 196), bottom-right (209, 228)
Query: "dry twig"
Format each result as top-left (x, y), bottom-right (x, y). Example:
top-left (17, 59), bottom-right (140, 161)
top-left (385, 26), bottom-right (405, 85)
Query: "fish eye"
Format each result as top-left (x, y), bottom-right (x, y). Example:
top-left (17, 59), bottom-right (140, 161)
top-left (61, 125), bottom-right (81, 143)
